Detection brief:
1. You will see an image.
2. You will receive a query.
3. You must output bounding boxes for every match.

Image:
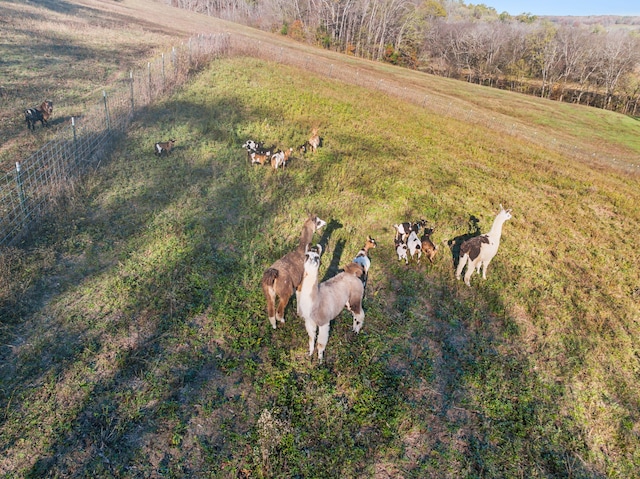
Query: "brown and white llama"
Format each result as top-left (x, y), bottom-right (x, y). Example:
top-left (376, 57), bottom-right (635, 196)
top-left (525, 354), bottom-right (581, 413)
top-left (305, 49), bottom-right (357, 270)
top-left (298, 245), bottom-right (365, 361)
top-left (455, 205), bottom-right (512, 286)
top-left (261, 215), bottom-right (327, 329)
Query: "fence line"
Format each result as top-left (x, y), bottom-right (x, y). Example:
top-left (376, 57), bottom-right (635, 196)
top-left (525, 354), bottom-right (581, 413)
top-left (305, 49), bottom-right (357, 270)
top-left (0, 33), bottom-right (230, 246)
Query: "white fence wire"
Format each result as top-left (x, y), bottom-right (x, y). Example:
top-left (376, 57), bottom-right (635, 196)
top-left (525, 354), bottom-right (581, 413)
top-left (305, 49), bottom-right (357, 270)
top-left (0, 33), bottom-right (230, 246)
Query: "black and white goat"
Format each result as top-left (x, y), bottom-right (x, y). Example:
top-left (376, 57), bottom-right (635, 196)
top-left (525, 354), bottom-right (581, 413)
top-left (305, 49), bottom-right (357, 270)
top-left (243, 139), bottom-right (276, 165)
top-left (393, 219), bottom-right (426, 243)
top-left (24, 100), bottom-right (53, 131)
top-left (154, 139), bottom-right (176, 157)
top-left (395, 238), bottom-right (408, 264)
top-left (406, 231), bottom-right (422, 263)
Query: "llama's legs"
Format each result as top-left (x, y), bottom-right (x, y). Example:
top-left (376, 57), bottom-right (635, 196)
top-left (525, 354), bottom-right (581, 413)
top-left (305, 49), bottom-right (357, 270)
top-left (464, 259), bottom-right (476, 286)
top-left (275, 292), bottom-right (291, 324)
top-left (305, 318), bottom-right (317, 357)
top-left (481, 259), bottom-right (491, 279)
top-left (455, 255), bottom-right (468, 281)
top-left (316, 323), bottom-right (330, 362)
top-left (264, 287), bottom-right (277, 329)
top-left (295, 289), bottom-right (301, 317)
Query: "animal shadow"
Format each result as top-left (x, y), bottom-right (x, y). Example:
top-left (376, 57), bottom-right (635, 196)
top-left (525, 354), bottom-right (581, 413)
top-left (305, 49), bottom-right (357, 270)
top-left (321, 238), bottom-right (346, 282)
top-left (448, 215), bottom-right (481, 267)
top-left (317, 218), bottom-right (343, 252)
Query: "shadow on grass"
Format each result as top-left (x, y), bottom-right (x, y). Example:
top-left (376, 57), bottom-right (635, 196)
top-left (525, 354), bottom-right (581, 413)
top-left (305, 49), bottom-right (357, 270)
top-left (0, 90), bottom-right (609, 479)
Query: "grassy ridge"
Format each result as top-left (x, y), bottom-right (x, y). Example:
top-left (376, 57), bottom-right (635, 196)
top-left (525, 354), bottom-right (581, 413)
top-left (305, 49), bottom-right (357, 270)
top-left (1, 55), bottom-right (639, 477)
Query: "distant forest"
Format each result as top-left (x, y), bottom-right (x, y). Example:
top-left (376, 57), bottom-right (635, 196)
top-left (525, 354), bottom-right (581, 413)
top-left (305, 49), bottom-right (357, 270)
top-left (166, 0), bottom-right (640, 115)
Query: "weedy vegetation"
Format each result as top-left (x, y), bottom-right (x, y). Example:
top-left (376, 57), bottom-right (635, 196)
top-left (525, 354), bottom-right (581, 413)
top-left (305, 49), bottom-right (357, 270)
top-left (1, 1), bottom-right (639, 478)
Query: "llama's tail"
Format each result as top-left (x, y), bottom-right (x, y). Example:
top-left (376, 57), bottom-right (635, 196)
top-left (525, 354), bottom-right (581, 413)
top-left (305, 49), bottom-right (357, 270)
top-left (262, 268), bottom-right (279, 287)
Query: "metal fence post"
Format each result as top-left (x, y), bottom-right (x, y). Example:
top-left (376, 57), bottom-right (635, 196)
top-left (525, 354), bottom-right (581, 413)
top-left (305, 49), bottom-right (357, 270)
top-left (103, 90), bottom-right (111, 132)
top-left (148, 61), bottom-right (152, 99)
top-left (72, 117), bottom-right (79, 168)
top-left (161, 52), bottom-right (165, 91)
top-left (130, 70), bottom-right (135, 115)
top-left (15, 162), bottom-right (27, 223)
top-left (172, 47), bottom-right (176, 76)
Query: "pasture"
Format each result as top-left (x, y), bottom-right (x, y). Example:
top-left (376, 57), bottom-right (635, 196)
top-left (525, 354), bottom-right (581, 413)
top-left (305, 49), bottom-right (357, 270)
top-left (1, 1), bottom-right (639, 477)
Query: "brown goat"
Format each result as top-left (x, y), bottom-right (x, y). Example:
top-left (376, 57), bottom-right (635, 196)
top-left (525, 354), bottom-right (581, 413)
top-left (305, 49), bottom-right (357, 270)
top-left (261, 215), bottom-right (327, 329)
top-left (155, 139), bottom-right (176, 157)
top-left (420, 230), bottom-right (438, 263)
top-left (250, 150), bottom-right (271, 166)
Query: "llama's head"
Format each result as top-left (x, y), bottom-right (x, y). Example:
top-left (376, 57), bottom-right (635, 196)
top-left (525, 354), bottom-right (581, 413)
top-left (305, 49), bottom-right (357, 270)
top-left (498, 204), bottom-right (513, 222)
top-left (304, 244), bottom-right (323, 271)
top-left (310, 216), bottom-right (327, 231)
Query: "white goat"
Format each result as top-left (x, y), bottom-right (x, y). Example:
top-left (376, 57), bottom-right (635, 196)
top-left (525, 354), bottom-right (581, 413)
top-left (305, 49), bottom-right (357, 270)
top-left (406, 230), bottom-right (422, 263)
top-left (271, 148), bottom-right (293, 169)
top-left (455, 205), bottom-right (512, 286)
top-left (298, 245), bottom-right (365, 362)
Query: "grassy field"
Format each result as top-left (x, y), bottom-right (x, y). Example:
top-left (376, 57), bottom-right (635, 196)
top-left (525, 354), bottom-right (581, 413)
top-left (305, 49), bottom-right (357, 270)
top-left (1, 1), bottom-right (640, 478)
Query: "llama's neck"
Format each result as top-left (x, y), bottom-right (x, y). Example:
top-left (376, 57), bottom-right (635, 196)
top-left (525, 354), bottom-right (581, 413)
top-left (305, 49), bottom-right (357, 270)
top-left (487, 215), bottom-right (508, 242)
top-left (299, 266), bottom-right (320, 313)
top-left (297, 225), bottom-right (314, 251)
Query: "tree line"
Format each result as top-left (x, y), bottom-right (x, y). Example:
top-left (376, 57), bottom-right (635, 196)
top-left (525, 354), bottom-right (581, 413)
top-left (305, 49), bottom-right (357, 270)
top-left (167, 0), bottom-right (640, 115)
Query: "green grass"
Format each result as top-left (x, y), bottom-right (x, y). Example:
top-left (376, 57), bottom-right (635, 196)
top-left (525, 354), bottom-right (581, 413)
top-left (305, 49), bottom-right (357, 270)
top-left (1, 31), bottom-right (640, 479)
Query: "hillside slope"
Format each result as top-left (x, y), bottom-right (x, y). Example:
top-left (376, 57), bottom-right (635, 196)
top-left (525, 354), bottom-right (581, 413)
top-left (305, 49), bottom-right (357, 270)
top-left (1, 1), bottom-right (639, 478)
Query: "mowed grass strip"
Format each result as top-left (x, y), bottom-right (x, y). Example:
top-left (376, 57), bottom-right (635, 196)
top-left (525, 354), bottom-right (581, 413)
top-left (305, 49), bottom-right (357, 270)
top-left (1, 56), bottom-right (639, 477)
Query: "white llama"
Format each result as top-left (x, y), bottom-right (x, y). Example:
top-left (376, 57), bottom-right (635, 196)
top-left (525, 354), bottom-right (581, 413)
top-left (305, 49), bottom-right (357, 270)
top-left (455, 205), bottom-right (512, 286)
top-left (298, 245), bottom-right (365, 361)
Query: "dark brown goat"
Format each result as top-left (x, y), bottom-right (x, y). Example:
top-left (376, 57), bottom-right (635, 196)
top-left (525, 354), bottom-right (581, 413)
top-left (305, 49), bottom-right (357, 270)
top-left (24, 100), bottom-right (53, 130)
top-left (261, 215), bottom-right (327, 329)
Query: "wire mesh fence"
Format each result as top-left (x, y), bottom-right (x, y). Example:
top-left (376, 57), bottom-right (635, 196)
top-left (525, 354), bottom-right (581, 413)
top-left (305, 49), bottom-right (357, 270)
top-left (0, 33), bottom-right (230, 246)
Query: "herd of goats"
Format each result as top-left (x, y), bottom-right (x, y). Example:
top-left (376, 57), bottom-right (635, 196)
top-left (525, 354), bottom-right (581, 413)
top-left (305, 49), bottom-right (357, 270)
top-left (24, 101), bottom-right (512, 361)
top-left (240, 128), bottom-right (514, 361)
